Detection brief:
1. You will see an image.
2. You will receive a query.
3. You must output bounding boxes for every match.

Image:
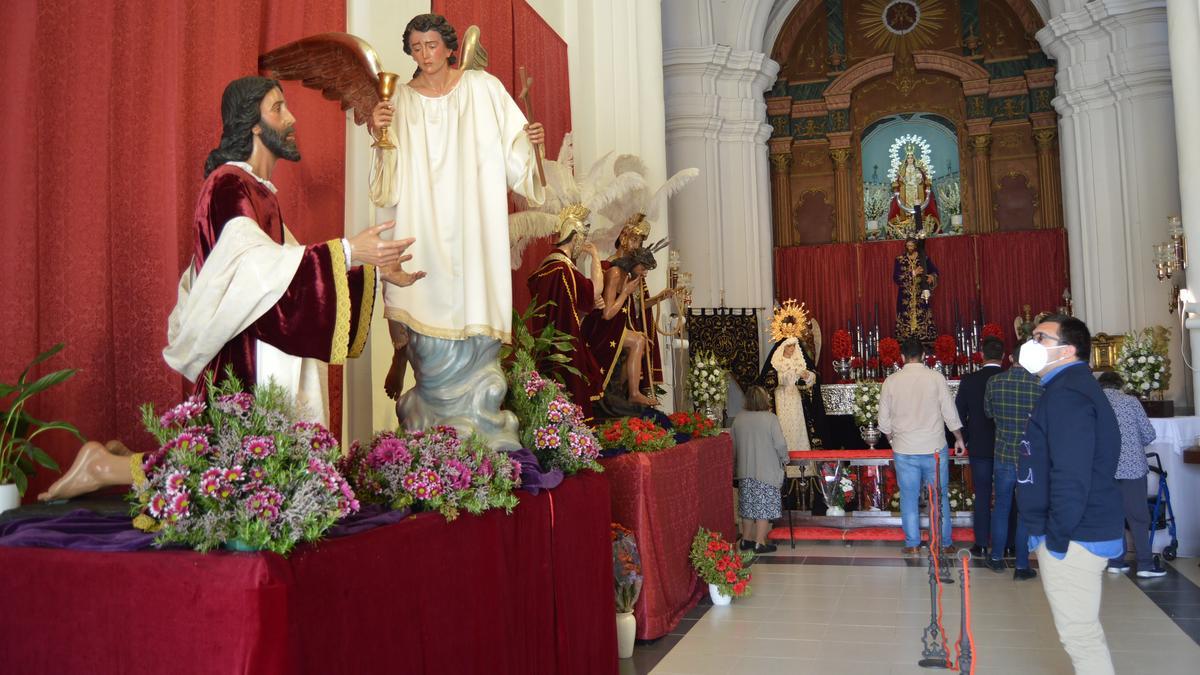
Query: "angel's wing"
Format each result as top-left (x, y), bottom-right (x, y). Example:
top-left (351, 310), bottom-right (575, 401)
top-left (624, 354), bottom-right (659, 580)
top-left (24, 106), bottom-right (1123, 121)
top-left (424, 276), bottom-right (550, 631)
top-left (557, 132), bottom-right (575, 172)
top-left (459, 26), bottom-right (489, 72)
top-left (259, 32), bottom-right (385, 126)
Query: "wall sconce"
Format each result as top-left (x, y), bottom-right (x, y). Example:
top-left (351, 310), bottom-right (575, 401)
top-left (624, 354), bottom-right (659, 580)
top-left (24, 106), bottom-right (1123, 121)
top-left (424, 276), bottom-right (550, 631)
top-left (1153, 216), bottom-right (1187, 313)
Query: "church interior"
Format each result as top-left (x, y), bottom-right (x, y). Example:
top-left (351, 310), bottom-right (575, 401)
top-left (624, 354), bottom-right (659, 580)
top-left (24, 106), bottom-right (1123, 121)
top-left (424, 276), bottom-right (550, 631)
top-left (2, 1), bottom-right (1200, 673)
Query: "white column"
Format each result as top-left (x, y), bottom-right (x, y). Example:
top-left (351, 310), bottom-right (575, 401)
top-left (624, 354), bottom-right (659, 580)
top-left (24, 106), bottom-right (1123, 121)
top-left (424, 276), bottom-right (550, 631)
top-left (1167, 0), bottom-right (1200, 406)
top-left (1038, 0), bottom-right (1187, 402)
top-left (663, 36), bottom-right (778, 329)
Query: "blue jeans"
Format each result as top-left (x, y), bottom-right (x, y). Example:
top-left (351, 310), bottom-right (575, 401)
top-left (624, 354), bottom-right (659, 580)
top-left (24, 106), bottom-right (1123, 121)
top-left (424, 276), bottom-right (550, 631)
top-left (990, 461), bottom-right (1030, 569)
top-left (895, 450), bottom-right (952, 548)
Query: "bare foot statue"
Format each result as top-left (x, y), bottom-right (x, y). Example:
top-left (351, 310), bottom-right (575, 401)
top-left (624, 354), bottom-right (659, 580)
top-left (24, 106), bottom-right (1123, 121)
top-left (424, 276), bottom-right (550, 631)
top-left (37, 441), bottom-right (134, 502)
top-left (384, 346), bottom-right (409, 400)
top-left (629, 392), bottom-right (660, 407)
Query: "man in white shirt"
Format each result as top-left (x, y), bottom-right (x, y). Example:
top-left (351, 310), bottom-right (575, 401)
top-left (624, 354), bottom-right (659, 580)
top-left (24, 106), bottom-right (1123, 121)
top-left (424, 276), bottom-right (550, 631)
top-left (879, 338), bottom-right (966, 555)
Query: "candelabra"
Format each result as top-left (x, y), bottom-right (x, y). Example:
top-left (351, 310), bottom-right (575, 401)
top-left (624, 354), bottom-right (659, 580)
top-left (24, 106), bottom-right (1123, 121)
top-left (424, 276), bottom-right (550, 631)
top-left (1153, 216), bottom-right (1187, 313)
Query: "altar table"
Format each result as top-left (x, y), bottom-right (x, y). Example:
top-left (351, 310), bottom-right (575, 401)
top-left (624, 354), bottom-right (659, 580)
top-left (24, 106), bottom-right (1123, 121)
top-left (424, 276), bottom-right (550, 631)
top-left (0, 472), bottom-right (617, 675)
top-left (1148, 417), bottom-right (1200, 558)
top-left (600, 434), bottom-right (735, 640)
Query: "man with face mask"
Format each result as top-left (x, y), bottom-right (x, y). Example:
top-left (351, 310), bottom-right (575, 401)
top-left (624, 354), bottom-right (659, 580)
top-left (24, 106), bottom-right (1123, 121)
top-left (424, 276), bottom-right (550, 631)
top-left (1016, 315), bottom-right (1123, 675)
top-left (526, 205), bottom-right (604, 421)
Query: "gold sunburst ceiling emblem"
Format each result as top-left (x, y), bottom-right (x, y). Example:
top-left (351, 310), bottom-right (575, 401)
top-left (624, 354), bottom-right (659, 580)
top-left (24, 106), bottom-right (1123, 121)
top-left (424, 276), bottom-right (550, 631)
top-left (771, 299), bottom-right (811, 343)
top-left (858, 0), bottom-right (946, 53)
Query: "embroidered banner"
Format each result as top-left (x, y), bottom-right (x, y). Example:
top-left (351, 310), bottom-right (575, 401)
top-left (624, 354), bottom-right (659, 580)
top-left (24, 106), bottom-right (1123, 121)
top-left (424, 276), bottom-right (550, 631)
top-left (687, 308), bottom-right (761, 392)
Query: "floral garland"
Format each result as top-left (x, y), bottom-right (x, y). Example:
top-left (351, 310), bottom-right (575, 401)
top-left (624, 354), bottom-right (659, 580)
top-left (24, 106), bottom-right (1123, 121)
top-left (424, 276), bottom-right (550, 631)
top-left (831, 329), bottom-right (854, 361)
top-left (851, 382), bottom-right (882, 428)
top-left (340, 426), bottom-right (521, 522)
top-left (613, 523), bottom-right (643, 613)
top-left (597, 417), bottom-right (677, 453)
top-left (689, 528), bottom-right (752, 597)
top-left (879, 337), bottom-right (901, 369)
top-left (668, 411), bottom-right (720, 438)
top-left (1116, 328), bottom-right (1167, 397)
top-left (131, 376), bottom-right (357, 555)
top-left (688, 350), bottom-right (728, 413)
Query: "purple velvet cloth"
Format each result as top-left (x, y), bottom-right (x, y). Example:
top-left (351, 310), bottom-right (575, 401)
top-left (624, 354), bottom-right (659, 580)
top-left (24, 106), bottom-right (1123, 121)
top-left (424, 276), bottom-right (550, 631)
top-left (0, 510), bottom-right (157, 551)
top-left (509, 448), bottom-right (564, 494)
top-left (0, 505), bottom-right (411, 552)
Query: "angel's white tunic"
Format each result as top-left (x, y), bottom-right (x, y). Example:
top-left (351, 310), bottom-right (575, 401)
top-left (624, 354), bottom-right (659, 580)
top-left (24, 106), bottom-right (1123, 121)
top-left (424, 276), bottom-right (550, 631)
top-left (370, 70), bottom-right (543, 343)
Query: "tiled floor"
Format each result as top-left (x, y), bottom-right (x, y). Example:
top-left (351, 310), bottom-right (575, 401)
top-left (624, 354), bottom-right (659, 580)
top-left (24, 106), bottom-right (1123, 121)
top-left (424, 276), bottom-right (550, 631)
top-left (623, 542), bottom-right (1200, 675)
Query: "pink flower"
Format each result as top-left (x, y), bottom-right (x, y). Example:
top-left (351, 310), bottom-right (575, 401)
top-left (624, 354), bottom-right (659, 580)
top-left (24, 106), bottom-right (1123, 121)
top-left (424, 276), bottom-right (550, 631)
top-left (159, 395), bottom-right (205, 427)
top-left (223, 466), bottom-right (244, 483)
top-left (523, 372), bottom-right (547, 397)
top-left (215, 392), bottom-right (253, 415)
top-left (166, 492), bottom-right (191, 522)
top-left (241, 436), bottom-right (275, 460)
top-left (199, 468), bottom-right (224, 498)
top-left (534, 425), bottom-right (560, 450)
top-left (165, 470), bottom-right (189, 494)
top-left (149, 492), bottom-right (169, 517)
top-left (546, 397), bottom-right (574, 424)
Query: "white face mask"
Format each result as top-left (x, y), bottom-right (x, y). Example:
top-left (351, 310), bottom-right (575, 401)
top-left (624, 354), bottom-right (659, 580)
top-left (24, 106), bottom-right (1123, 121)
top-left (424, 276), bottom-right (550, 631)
top-left (1018, 340), bottom-right (1065, 373)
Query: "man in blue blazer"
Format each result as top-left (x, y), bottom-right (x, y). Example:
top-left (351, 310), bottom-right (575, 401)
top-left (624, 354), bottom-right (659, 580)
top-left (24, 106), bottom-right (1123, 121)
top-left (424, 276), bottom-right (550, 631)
top-left (1016, 314), bottom-right (1122, 675)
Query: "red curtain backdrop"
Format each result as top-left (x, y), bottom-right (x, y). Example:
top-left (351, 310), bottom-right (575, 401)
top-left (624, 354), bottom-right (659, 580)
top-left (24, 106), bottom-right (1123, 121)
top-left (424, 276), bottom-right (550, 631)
top-left (775, 231), bottom-right (1070, 380)
top-left (0, 0), bottom-right (346, 501)
top-left (432, 0), bottom-right (573, 315)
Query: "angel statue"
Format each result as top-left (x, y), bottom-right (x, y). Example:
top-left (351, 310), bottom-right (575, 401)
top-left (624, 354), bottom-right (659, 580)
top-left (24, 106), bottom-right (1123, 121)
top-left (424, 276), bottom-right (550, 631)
top-left (260, 15), bottom-right (546, 449)
top-left (887, 144), bottom-right (941, 238)
top-left (584, 156), bottom-right (699, 408)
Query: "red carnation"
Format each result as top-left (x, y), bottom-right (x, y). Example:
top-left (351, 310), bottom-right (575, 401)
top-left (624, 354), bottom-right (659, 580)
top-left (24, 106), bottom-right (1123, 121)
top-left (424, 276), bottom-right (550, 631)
top-left (982, 322), bottom-right (1003, 340)
top-left (832, 329), bottom-right (853, 360)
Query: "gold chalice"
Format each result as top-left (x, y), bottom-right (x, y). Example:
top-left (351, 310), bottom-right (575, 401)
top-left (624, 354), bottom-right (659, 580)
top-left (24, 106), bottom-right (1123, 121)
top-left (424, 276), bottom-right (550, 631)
top-left (373, 71), bottom-right (400, 150)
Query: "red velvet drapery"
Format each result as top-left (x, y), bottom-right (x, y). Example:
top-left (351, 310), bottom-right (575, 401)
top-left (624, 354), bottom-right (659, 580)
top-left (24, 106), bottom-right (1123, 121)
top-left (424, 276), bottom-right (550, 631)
top-left (432, 0), bottom-right (573, 315)
top-left (0, 0), bottom-right (346, 501)
top-left (775, 230), bottom-right (1070, 380)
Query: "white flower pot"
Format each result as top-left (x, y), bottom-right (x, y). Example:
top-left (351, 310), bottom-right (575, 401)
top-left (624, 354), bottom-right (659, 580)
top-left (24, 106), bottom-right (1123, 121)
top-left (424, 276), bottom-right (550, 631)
top-left (616, 611), bottom-right (637, 658)
top-left (0, 483), bottom-right (19, 515)
top-left (826, 505), bottom-right (845, 517)
top-left (708, 583), bottom-right (732, 606)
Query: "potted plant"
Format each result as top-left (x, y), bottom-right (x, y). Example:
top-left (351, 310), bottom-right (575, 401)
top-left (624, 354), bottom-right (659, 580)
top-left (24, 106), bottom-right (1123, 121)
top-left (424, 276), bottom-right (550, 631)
top-left (1, 343), bottom-right (80, 512)
top-left (689, 527), bottom-right (752, 605)
top-left (612, 523), bottom-right (643, 658)
top-left (688, 351), bottom-right (728, 423)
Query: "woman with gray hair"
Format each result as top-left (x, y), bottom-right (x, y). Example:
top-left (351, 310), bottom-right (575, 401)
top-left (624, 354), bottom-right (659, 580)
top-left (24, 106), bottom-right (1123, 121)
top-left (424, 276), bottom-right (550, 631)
top-left (732, 385), bottom-right (789, 554)
top-left (1098, 371), bottom-right (1164, 577)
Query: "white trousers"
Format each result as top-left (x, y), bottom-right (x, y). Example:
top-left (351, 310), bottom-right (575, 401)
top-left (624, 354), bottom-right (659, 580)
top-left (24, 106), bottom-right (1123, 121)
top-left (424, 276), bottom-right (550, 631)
top-left (1036, 542), bottom-right (1115, 675)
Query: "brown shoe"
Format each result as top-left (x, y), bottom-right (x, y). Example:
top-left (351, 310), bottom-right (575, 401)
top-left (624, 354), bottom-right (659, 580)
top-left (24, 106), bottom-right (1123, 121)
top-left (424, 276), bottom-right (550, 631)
top-left (901, 546), bottom-right (920, 557)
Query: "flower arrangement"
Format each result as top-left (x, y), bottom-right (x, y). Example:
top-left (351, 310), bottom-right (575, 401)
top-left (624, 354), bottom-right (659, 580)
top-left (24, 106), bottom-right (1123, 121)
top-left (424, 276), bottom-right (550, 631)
top-left (878, 337), bottom-right (901, 369)
top-left (851, 382), bottom-right (882, 428)
top-left (504, 322), bottom-right (603, 475)
top-left (832, 329), bottom-right (854, 361)
top-left (947, 483), bottom-right (974, 512)
top-left (340, 426), bottom-right (521, 522)
top-left (851, 356), bottom-right (865, 369)
top-left (864, 183), bottom-right (890, 221)
top-left (934, 334), bottom-right (957, 367)
top-left (924, 355), bottom-right (937, 368)
top-left (131, 376), bottom-right (358, 554)
top-left (612, 523), bottom-right (644, 613)
top-left (689, 528), bottom-right (752, 598)
top-left (688, 350), bottom-right (728, 414)
top-left (981, 323), bottom-right (1004, 340)
top-left (1116, 328), bottom-right (1167, 397)
top-left (828, 473), bottom-right (856, 509)
top-left (889, 489), bottom-right (901, 511)
top-left (668, 411), bottom-right (720, 439)
top-left (936, 180), bottom-right (961, 217)
top-left (971, 352), bottom-right (984, 365)
top-left (597, 417), bottom-right (677, 453)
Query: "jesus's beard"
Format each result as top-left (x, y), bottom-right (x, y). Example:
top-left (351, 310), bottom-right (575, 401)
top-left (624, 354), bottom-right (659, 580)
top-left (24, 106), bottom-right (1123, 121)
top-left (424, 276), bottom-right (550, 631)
top-left (260, 120), bottom-right (301, 162)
